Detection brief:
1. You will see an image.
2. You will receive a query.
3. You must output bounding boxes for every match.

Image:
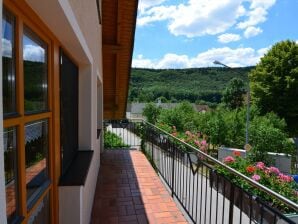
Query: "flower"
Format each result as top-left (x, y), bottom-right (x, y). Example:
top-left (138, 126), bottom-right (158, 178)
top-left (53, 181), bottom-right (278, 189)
top-left (194, 140), bottom-right (200, 146)
top-left (233, 151), bottom-right (241, 157)
top-left (256, 162), bottom-right (265, 170)
top-left (201, 140), bottom-right (207, 146)
top-left (252, 174), bottom-right (261, 181)
top-left (185, 131), bottom-right (192, 136)
top-left (278, 174), bottom-right (293, 183)
top-left (246, 165), bottom-right (256, 174)
top-left (268, 166), bottom-right (280, 175)
top-left (223, 156), bottom-right (235, 164)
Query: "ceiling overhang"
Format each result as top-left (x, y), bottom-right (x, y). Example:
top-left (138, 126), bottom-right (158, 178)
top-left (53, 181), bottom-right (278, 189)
top-left (102, 0), bottom-right (138, 119)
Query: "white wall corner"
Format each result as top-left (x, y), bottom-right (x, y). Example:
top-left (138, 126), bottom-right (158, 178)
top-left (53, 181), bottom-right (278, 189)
top-left (57, 0), bottom-right (93, 65)
top-left (59, 186), bottom-right (83, 224)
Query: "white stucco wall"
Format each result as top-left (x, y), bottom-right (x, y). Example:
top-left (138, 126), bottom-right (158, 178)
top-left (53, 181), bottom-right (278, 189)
top-left (0, 0), bottom-right (8, 222)
top-left (59, 186), bottom-right (83, 224)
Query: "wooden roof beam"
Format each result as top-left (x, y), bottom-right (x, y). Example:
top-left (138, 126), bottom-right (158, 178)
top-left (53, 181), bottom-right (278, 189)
top-left (102, 44), bottom-right (123, 54)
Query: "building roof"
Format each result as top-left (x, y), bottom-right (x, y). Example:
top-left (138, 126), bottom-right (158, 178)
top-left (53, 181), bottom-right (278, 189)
top-left (102, 0), bottom-right (138, 119)
top-left (128, 103), bottom-right (210, 114)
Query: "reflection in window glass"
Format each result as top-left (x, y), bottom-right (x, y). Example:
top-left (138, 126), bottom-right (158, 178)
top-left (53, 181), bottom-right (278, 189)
top-left (23, 28), bottom-right (48, 113)
top-left (4, 127), bottom-right (18, 223)
top-left (25, 120), bottom-right (49, 206)
top-left (28, 193), bottom-right (49, 224)
top-left (2, 9), bottom-right (16, 115)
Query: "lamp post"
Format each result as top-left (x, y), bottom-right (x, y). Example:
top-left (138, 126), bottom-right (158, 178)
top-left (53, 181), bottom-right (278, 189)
top-left (213, 60), bottom-right (250, 146)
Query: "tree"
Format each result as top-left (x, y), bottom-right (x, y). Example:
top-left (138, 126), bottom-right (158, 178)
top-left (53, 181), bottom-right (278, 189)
top-left (222, 77), bottom-right (246, 109)
top-left (142, 103), bottom-right (161, 124)
top-left (250, 40), bottom-right (298, 134)
top-left (248, 114), bottom-right (295, 163)
top-left (158, 102), bottom-right (196, 132)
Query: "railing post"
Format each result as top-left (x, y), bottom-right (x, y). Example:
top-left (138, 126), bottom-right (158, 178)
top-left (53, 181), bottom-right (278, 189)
top-left (171, 141), bottom-right (175, 197)
top-left (229, 184), bottom-right (235, 224)
top-left (151, 132), bottom-right (154, 161)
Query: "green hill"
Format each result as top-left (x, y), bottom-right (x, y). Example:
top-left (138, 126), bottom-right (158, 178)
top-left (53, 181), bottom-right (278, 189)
top-left (128, 67), bottom-right (254, 105)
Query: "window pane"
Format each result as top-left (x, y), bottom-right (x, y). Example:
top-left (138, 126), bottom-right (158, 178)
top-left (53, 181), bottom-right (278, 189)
top-left (2, 9), bottom-right (16, 115)
top-left (23, 28), bottom-right (48, 113)
top-left (25, 120), bottom-right (49, 206)
top-left (28, 193), bottom-right (50, 224)
top-left (4, 127), bottom-right (18, 223)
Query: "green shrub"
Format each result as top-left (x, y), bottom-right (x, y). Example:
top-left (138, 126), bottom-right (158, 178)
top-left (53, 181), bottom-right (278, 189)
top-left (104, 131), bottom-right (128, 148)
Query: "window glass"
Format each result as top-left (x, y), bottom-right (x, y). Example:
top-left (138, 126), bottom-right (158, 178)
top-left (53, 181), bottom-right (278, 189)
top-left (4, 127), bottom-right (18, 223)
top-left (27, 193), bottom-right (50, 224)
top-left (23, 28), bottom-right (48, 113)
top-left (25, 120), bottom-right (49, 206)
top-left (2, 9), bottom-right (16, 115)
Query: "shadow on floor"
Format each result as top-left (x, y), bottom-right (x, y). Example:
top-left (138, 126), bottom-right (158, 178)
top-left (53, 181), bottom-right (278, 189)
top-left (91, 150), bottom-right (187, 224)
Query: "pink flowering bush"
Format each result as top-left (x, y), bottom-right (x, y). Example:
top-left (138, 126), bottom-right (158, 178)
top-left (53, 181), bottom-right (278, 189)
top-left (157, 124), bottom-right (210, 154)
top-left (216, 154), bottom-right (298, 212)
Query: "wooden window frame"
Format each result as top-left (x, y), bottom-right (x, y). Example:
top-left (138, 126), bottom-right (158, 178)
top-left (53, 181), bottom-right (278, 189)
top-left (3, 0), bottom-right (66, 223)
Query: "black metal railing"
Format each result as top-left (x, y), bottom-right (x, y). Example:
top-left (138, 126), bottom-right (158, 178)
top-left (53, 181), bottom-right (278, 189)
top-left (104, 119), bottom-right (298, 224)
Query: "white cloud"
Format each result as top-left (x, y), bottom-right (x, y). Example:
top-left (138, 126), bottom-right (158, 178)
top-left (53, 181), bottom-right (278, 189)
top-left (137, 5), bottom-right (176, 26)
top-left (218, 33), bottom-right (241, 43)
top-left (132, 46), bottom-right (269, 69)
top-left (137, 0), bottom-right (276, 38)
top-left (138, 0), bottom-right (167, 13)
top-left (257, 47), bottom-right (270, 56)
top-left (237, 0), bottom-right (276, 29)
top-left (244, 26), bottom-right (263, 38)
top-left (157, 53), bottom-right (190, 68)
top-left (2, 38), bottom-right (12, 57)
top-left (23, 44), bottom-right (45, 62)
top-left (132, 54), bottom-right (155, 68)
top-left (138, 0), bottom-right (245, 38)
top-left (250, 0), bottom-right (276, 9)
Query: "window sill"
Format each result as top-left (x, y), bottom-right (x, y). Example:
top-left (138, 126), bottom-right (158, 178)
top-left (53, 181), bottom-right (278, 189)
top-left (59, 151), bottom-right (93, 186)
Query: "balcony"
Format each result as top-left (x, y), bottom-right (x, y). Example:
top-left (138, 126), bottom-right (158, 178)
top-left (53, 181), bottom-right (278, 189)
top-left (91, 120), bottom-right (298, 224)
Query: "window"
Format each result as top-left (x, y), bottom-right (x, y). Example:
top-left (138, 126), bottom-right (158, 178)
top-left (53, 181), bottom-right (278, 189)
top-left (2, 9), bottom-right (16, 116)
top-left (25, 120), bottom-right (49, 207)
top-left (23, 27), bottom-right (48, 113)
top-left (27, 193), bottom-right (50, 224)
top-left (2, 5), bottom-right (54, 223)
top-left (4, 127), bottom-right (18, 223)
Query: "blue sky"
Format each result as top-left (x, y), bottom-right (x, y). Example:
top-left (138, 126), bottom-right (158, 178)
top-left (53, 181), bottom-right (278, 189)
top-left (132, 0), bottom-right (298, 68)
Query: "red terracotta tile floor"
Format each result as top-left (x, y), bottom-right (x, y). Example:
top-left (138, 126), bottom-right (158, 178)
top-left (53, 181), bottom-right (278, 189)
top-left (91, 150), bottom-right (188, 224)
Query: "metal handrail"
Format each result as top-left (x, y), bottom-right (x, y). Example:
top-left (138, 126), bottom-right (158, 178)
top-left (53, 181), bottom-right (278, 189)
top-left (136, 119), bottom-right (298, 212)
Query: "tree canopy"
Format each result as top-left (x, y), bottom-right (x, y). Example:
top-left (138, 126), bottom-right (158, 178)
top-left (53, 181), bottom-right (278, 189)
top-left (250, 40), bottom-right (298, 135)
top-left (129, 67), bottom-right (252, 105)
top-left (222, 77), bottom-right (246, 109)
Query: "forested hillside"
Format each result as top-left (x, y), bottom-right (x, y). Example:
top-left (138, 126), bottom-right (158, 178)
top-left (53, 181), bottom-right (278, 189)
top-left (128, 67), bottom-right (254, 105)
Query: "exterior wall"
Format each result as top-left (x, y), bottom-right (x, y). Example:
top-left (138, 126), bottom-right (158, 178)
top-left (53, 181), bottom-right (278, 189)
top-left (59, 186), bottom-right (83, 224)
top-left (0, 0), bottom-right (7, 223)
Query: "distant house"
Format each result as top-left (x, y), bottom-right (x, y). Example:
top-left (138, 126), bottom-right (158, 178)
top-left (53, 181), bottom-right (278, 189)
top-left (194, 104), bottom-right (210, 113)
top-left (126, 103), bottom-right (210, 118)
